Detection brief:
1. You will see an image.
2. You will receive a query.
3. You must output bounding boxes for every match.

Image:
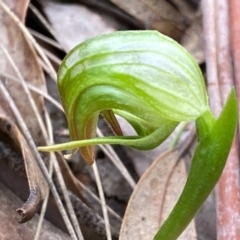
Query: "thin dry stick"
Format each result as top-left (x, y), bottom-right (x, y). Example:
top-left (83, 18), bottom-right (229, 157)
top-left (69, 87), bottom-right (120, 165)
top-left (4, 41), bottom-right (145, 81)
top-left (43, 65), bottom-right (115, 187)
top-left (35, 110), bottom-right (84, 240)
top-left (29, 28), bottom-right (63, 50)
top-left (0, 72), bottom-right (63, 110)
top-left (97, 129), bottom-right (136, 188)
top-left (0, 45), bottom-right (49, 141)
top-left (0, 47), bottom-right (56, 239)
top-left (92, 162), bottom-right (112, 240)
top-left (215, 0), bottom-right (240, 239)
top-left (201, 0), bottom-right (222, 116)
top-left (29, 3), bottom-right (65, 51)
top-left (34, 151), bottom-right (54, 240)
top-left (34, 108), bottom-right (54, 240)
top-left (42, 47), bottom-right (62, 65)
top-left (98, 144), bottom-right (136, 188)
top-left (0, 81), bottom-right (77, 240)
top-left (6, 49), bottom-right (83, 238)
top-left (0, 1), bottom-right (57, 81)
top-left (228, 0), bottom-right (240, 136)
top-left (38, 58), bottom-right (56, 81)
top-left (77, 180), bottom-right (122, 221)
top-left (0, 49), bottom-right (81, 236)
top-left (52, 153), bottom-right (84, 240)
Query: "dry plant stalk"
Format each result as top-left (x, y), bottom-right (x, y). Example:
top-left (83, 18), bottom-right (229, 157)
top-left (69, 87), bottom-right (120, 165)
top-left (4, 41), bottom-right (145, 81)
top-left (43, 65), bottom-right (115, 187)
top-left (202, 0), bottom-right (240, 238)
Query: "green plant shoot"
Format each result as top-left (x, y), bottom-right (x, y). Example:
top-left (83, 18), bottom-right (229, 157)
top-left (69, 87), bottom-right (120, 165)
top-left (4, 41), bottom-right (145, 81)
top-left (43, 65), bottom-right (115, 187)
top-left (38, 31), bottom-right (238, 239)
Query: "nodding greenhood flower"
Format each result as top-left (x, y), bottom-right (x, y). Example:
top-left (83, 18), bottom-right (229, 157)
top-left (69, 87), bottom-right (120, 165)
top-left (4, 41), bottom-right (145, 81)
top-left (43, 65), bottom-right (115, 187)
top-left (42, 31), bottom-right (210, 164)
top-left (38, 31), bottom-right (238, 240)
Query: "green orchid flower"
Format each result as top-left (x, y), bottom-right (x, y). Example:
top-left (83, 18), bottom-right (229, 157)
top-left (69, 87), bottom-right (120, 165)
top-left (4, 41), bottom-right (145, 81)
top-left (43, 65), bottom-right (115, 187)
top-left (38, 31), bottom-right (238, 239)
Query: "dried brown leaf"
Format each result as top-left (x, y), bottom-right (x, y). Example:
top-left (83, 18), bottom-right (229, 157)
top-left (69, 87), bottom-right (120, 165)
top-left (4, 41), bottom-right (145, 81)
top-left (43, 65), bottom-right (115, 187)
top-left (0, 181), bottom-right (70, 240)
top-left (40, 1), bottom-right (115, 51)
top-left (181, 14), bottom-right (204, 64)
top-left (0, 1), bottom-right (48, 222)
top-left (110, 0), bottom-right (185, 40)
top-left (0, 111), bottom-right (48, 222)
top-left (169, 0), bottom-right (197, 24)
top-left (119, 150), bottom-right (197, 240)
top-left (4, 0), bottom-right (29, 21)
top-left (0, 1), bottom-right (47, 145)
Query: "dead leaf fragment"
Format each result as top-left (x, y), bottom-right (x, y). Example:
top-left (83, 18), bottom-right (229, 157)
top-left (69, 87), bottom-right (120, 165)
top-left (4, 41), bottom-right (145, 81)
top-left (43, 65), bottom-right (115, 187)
top-left (0, 113), bottom-right (48, 222)
top-left (0, 1), bottom-right (48, 222)
top-left (0, 181), bottom-right (70, 240)
top-left (119, 150), bottom-right (197, 240)
top-left (110, 0), bottom-right (185, 40)
top-left (181, 14), bottom-right (204, 64)
top-left (0, 1), bottom-right (47, 146)
top-left (3, 0), bottom-right (29, 21)
top-left (41, 1), bottom-right (115, 51)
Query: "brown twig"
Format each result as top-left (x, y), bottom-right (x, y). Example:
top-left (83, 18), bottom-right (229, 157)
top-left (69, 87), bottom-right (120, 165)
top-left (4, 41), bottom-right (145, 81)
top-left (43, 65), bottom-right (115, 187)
top-left (202, 0), bottom-right (240, 238)
top-left (216, 1), bottom-right (240, 239)
top-left (202, 0), bottom-right (222, 116)
top-left (229, 0), bottom-right (240, 137)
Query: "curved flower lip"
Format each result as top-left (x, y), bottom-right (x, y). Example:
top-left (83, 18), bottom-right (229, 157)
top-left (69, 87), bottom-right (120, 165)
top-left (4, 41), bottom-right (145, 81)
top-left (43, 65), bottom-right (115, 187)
top-left (55, 30), bottom-right (210, 164)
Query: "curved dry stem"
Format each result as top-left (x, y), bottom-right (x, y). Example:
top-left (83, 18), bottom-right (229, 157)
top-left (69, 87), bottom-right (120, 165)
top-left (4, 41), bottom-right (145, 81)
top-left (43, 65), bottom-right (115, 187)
top-left (0, 44), bottom-right (49, 141)
top-left (16, 188), bottom-right (41, 223)
top-left (28, 28), bottom-right (62, 50)
top-left (77, 180), bottom-right (122, 221)
top-left (202, 0), bottom-right (222, 116)
top-left (42, 47), bottom-right (62, 65)
top-left (92, 162), bottom-right (112, 240)
top-left (29, 3), bottom-right (65, 51)
top-left (0, 72), bottom-right (63, 110)
top-left (215, 0), bottom-right (240, 239)
top-left (97, 129), bottom-right (136, 188)
top-left (34, 154), bottom-right (53, 240)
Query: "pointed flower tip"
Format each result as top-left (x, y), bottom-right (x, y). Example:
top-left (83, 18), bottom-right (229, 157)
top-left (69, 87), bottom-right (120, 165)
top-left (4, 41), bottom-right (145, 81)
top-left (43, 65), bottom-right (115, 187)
top-left (102, 110), bottom-right (123, 136)
top-left (80, 147), bottom-right (95, 165)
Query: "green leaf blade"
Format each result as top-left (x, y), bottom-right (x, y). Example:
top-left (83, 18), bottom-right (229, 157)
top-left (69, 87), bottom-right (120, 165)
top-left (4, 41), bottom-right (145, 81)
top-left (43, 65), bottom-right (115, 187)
top-left (154, 89), bottom-right (238, 240)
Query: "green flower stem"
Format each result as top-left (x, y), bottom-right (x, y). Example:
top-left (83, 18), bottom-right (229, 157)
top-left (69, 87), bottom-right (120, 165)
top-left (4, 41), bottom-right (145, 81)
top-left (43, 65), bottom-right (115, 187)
top-left (168, 122), bottom-right (188, 150)
top-left (154, 89), bottom-right (238, 240)
top-left (196, 107), bottom-right (216, 140)
top-left (38, 120), bottom-right (178, 152)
